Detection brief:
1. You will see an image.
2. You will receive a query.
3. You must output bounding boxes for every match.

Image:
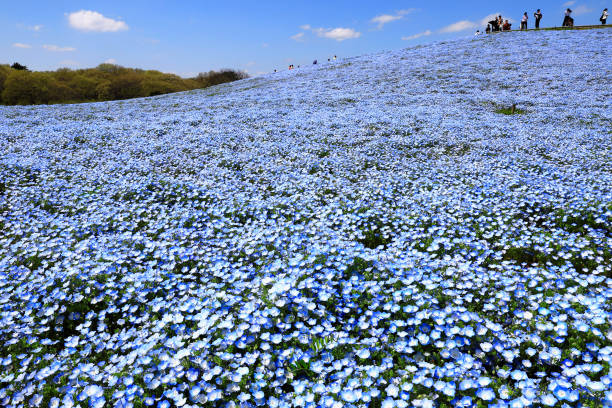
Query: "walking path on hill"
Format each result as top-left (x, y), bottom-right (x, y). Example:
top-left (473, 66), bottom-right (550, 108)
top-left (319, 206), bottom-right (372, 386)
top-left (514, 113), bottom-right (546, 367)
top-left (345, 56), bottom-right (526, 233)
top-left (491, 23), bottom-right (612, 33)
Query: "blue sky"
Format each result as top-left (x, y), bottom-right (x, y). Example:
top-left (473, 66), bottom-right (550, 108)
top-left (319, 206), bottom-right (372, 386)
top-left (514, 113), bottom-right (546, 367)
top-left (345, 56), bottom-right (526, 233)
top-left (2, 1), bottom-right (608, 77)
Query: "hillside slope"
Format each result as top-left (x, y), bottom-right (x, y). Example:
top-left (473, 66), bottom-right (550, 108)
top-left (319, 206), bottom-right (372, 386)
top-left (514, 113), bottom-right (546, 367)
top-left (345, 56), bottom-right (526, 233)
top-left (0, 29), bottom-right (611, 407)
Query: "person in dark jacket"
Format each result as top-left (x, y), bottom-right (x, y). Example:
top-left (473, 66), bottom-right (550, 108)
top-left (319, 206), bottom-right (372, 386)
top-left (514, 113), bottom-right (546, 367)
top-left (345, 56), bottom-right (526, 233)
top-left (534, 9), bottom-right (543, 29)
top-left (489, 18), bottom-right (500, 32)
top-left (563, 8), bottom-right (573, 27)
top-left (601, 8), bottom-right (609, 24)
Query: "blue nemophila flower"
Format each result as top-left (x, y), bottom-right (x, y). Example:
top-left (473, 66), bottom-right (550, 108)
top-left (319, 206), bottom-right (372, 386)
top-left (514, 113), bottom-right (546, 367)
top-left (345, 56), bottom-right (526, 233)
top-left (541, 394), bottom-right (557, 406)
top-left (476, 388), bottom-right (496, 401)
top-left (0, 28), bottom-right (610, 408)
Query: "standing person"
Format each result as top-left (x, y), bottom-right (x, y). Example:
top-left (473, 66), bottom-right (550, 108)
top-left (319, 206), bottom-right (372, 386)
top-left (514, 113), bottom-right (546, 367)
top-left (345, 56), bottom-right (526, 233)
top-left (534, 9), bottom-right (543, 29)
top-left (488, 18), bottom-right (499, 31)
top-left (563, 8), bottom-right (573, 27)
top-left (601, 8), bottom-right (609, 24)
top-left (486, 24), bottom-right (491, 34)
top-left (521, 12), bottom-right (528, 30)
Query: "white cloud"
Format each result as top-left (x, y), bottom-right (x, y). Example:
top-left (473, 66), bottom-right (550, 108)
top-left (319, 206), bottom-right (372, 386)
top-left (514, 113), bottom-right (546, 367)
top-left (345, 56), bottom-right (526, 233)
top-left (572, 5), bottom-right (592, 15)
top-left (29, 25), bottom-right (43, 31)
top-left (401, 30), bottom-right (432, 40)
top-left (440, 20), bottom-right (477, 33)
top-left (314, 27), bottom-right (361, 41)
top-left (372, 14), bottom-right (403, 29)
top-left (563, 1), bottom-right (576, 7)
top-left (44, 44), bottom-right (76, 52)
top-left (68, 10), bottom-right (128, 32)
top-left (300, 24), bottom-right (311, 30)
top-left (290, 32), bottom-right (305, 41)
top-left (104, 58), bottom-right (117, 64)
top-left (371, 9), bottom-right (416, 29)
top-left (480, 13), bottom-right (501, 26)
top-left (13, 43), bottom-right (32, 49)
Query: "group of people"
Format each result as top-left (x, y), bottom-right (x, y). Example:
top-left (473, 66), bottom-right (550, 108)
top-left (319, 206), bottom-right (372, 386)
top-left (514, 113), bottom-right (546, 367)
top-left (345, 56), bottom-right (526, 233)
top-left (273, 55), bottom-right (338, 72)
top-left (481, 7), bottom-right (608, 33)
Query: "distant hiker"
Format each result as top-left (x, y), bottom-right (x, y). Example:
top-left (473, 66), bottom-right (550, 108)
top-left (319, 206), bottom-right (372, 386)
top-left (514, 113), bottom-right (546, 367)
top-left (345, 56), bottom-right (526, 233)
top-left (274, 69), bottom-right (277, 73)
top-left (313, 60), bottom-right (317, 65)
top-left (475, 30), bottom-right (481, 35)
top-left (563, 9), bottom-right (574, 27)
top-left (486, 24), bottom-right (491, 34)
top-left (334, 55), bottom-right (337, 60)
top-left (534, 9), bottom-right (543, 29)
top-left (328, 58), bottom-right (330, 62)
top-left (601, 8), bottom-right (609, 24)
top-left (521, 12), bottom-right (528, 30)
top-left (503, 20), bottom-right (512, 31)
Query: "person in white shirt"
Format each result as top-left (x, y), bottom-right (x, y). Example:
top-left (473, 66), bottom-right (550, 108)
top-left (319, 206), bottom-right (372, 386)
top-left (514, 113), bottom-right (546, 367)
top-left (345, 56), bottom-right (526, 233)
top-left (521, 12), bottom-right (528, 30)
top-left (601, 8), bottom-right (609, 24)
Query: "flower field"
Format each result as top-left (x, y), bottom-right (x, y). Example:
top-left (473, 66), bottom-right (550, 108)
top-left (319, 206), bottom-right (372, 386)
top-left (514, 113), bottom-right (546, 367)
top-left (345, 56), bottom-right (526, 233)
top-left (0, 29), bottom-right (611, 407)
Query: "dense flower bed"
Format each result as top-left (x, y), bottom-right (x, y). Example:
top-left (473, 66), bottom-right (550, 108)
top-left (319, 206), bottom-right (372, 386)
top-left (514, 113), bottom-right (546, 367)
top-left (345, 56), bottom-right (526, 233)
top-left (0, 29), bottom-right (610, 408)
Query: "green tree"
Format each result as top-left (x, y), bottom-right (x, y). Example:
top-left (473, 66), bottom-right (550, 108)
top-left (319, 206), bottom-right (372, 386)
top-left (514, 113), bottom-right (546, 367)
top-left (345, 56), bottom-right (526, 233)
top-left (0, 64), bottom-right (11, 96)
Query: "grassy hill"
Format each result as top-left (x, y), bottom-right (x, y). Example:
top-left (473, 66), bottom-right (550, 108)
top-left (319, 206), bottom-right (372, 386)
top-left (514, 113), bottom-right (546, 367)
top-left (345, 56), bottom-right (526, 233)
top-left (0, 64), bottom-right (247, 105)
top-left (0, 28), bottom-right (610, 407)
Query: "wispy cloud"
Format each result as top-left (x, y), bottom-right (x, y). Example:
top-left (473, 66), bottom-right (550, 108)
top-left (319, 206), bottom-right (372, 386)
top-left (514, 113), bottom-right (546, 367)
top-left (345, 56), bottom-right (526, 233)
top-left (104, 58), bottom-right (117, 64)
top-left (440, 12), bottom-right (513, 34)
top-left (440, 20), bottom-right (477, 33)
top-left (43, 44), bottom-right (76, 52)
top-left (59, 60), bottom-right (80, 67)
top-left (290, 32), bottom-right (305, 41)
top-left (371, 9), bottom-right (416, 29)
top-left (563, 1), bottom-right (576, 7)
top-left (401, 30), bottom-right (432, 41)
top-left (297, 25), bottom-right (361, 42)
top-left (29, 25), bottom-right (43, 32)
top-left (68, 10), bottom-right (128, 32)
top-left (372, 14), bottom-right (403, 29)
top-left (13, 43), bottom-right (32, 49)
top-left (572, 5), bottom-right (593, 15)
top-left (313, 27), bottom-right (361, 41)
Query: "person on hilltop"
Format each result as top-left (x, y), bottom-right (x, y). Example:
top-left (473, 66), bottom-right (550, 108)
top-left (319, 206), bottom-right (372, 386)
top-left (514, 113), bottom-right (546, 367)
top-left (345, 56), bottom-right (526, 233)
top-left (503, 19), bottom-right (512, 31)
top-left (601, 8), bottom-right (609, 24)
top-left (521, 12), bottom-right (528, 30)
top-left (485, 24), bottom-right (491, 34)
top-left (534, 9), bottom-right (543, 29)
top-left (563, 8), bottom-right (574, 27)
top-left (489, 16), bottom-right (501, 32)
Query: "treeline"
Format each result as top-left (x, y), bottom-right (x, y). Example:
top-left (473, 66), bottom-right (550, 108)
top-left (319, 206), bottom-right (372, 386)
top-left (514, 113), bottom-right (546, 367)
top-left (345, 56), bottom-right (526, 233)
top-left (0, 63), bottom-right (248, 105)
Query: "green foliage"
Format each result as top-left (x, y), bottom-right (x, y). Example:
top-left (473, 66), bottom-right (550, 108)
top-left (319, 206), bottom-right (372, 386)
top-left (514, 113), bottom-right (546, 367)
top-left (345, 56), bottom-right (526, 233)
top-left (10, 62), bottom-right (28, 71)
top-left (495, 105), bottom-right (527, 115)
top-left (0, 63), bottom-right (248, 105)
